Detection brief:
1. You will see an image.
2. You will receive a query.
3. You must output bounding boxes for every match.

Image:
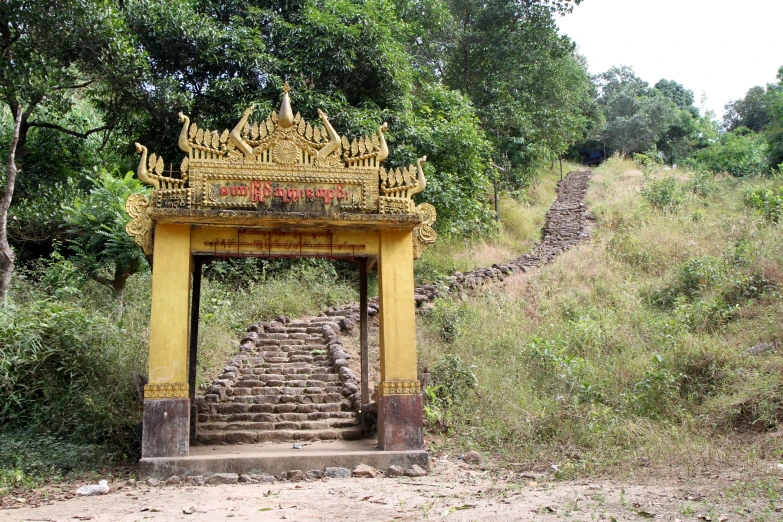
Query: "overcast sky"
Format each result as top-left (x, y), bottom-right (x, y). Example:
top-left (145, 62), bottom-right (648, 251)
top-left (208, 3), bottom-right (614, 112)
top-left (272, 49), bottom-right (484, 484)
top-left (556, 0), bottom-right (783, 118)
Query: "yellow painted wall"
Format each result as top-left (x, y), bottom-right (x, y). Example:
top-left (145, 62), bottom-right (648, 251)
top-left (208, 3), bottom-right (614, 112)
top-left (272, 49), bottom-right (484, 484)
top-left (148, 224), bottom-right (192, 384)
top-left (377, 229), bottom-right (417, 381)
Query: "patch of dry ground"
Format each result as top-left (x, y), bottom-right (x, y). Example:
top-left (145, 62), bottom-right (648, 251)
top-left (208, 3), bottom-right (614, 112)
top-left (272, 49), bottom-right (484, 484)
top-left (4, 455), bottom-right (782, 522)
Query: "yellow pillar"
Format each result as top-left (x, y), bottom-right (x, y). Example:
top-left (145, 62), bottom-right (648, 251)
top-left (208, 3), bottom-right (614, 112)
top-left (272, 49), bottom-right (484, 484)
top-left (377, 229), bottom-right (424, 450)
top-left (142, 223), bottom-right (192, 458)
top-left (148, 223), bottom-right (192, 387)
top-left (378, 229), bottom-right (417, 385)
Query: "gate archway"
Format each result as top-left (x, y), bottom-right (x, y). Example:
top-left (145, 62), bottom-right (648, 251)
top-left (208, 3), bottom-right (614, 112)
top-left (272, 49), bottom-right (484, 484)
top-left (126, 84), bottom-right (437, 459)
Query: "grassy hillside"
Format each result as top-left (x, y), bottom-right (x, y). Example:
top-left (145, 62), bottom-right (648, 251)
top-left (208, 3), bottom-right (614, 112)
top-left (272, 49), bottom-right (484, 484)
top-left (418, 157), bottom-right (783, 476)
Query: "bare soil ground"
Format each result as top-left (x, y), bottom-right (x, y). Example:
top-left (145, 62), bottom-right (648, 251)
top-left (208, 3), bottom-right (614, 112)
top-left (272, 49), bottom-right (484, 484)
top-left (4, 455), bottom-right (782, 522)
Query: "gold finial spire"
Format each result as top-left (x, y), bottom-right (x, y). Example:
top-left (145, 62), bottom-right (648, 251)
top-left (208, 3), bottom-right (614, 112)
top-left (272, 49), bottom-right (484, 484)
top-left (278, 82), bottom-right (294, 128)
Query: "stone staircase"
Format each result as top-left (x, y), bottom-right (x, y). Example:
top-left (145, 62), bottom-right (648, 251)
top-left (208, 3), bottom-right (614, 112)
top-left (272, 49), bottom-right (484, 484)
top-left (196, 314), bottom-right (365, 444)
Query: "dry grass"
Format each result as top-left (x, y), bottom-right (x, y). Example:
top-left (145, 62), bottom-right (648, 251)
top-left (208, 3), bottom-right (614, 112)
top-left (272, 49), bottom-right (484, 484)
top-left (417, 157), bottom-right (783, 476)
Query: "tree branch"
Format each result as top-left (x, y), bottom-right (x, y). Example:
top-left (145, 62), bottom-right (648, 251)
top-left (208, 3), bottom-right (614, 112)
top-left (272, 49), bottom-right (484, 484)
top-left (52, 80), bottom-right (96, 92)
top-left (26, 122), bottom-right (109, 139)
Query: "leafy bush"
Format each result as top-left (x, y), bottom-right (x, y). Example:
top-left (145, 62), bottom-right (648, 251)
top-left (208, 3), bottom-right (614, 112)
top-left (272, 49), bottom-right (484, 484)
top-left (0, 299), bottom-right (143, 451)
top-left (641, 175), bottom-right (685, 212)
top-left (429, 353), bottom-right (477, 403)
top-left (633, 147), bottom-right (664, 173)
top-left (687, 128), bottom-right (769, 176)
top-left (744, 185), bottom-right (783, 223)
top-left (608, 230), bottom-right (653, 270)
top-left (623, 355), bottom-right (685, 420)
top-left (651, 255), bottom-right (724, 307)
top-left (423, 354), bottom-right (476, 430)
top-left (63, 170), bottom-right (150, 300)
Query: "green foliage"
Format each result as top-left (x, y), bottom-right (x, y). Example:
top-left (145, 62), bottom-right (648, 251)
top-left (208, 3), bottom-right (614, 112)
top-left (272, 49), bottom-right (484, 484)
top-left (423, 353), bottom-right (476, 429)
top-left (596, 66), bottom-right (677, 158)
top-left (744, 185), bottom-right (783, 223)
top-left (429, 353), bottom-right (476, 404)
top-left (624, 355), bottom-right (685, 420)
top-left (724, 86), bottom-right (773, 133)
top-left (641, 175), bottom-right (686, 212)
top-left (430, 0), bottom-right (597, 186)
top-left (633, 147), bottom-right (664, 173)
top-left (400, 83), bottom-right (496, 235)
top-left (63, 170), bottom-right (149, 298)
top-left (429, 299), bottom-right (472, 342)
top-left (0, 298), bottom-right (143, 449)
top-left (688, 128), bottom-right (770, 176)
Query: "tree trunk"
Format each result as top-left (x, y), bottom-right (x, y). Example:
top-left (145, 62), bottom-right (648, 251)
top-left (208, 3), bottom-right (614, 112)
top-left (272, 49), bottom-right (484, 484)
top-left (0, 103), bottom-right (24, 306)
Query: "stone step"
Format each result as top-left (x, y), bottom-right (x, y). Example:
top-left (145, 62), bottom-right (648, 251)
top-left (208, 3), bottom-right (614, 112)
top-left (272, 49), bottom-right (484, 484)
top-left (197, 427), bottom-right (364, 445)
top-left (238, 372), bottom-right (339, 381)
top-left (229, 382), bottom-right (336, 394)
top-left (202, 402), bottom-right (344, 418)
top-left (226, 386), bottom-right (342, 397)
top-left (199, 411), bottom-right (356, 425)
top-left (214, 394), bottom-right (343, 412)
top-left (199, 416), bottom-right (359, 432)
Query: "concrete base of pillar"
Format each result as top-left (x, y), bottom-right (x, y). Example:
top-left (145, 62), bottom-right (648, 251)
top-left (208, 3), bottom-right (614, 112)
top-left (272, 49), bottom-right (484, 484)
top-left (377, 394), bottom-right (424, 451)
top-left (142, 398), bottom-right (190, 458)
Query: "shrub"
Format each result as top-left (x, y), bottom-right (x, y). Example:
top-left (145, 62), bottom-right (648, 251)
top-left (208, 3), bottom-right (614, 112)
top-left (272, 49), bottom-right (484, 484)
top-left (0, 431), bottom-right (108, 486)
top-left (0, 299), bottom-right (143, 451)
top-left (633, 147), bottom-right (663, 173)
top-left (688, 128), bottom-right (769, 176)
top-left (641, 175), bottom-right (685, 212)
top-left (744, 185), bottom-right (783, 223)
top-left (623, 355), bottom-right (685, 420)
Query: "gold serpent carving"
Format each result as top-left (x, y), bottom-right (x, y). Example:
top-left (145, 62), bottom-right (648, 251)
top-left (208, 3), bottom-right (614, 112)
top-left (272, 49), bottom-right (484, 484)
top-left (377, 380), bottom-right (420, 397)
top-left (144, 382), bottom-right (189, 400)
top-left (125, 193), bottom-right (153, 255)
top-left (413, 203), bottom-right (437, 259)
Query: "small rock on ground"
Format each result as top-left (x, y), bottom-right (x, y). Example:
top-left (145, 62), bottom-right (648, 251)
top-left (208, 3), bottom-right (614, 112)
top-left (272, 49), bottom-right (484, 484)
top-left (206, 473), bottom-right (239, 485)
top-left (386, 465), bottom-right (403, 477)
top-left (287, 470), bottom-right (307, 482)
top-left (324, 467), bottom-right (351, 479)
top-left (352, 464), bottom-right (378, 478)
top-left (463, 451), bottom-right (482, 465)
top-left (404, 465), bottom-right (427, 477)
top-left (185, 476), bottom-right (206, 486)
top-left (247, 473), bottom-right (276, 483)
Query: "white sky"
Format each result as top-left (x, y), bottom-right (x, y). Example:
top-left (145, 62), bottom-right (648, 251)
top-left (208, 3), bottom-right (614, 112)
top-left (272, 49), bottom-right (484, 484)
top-left (556, 0), bottom-right (783, 118)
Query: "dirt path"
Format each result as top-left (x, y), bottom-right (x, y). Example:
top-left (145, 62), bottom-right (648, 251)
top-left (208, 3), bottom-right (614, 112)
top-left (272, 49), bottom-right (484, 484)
top-left (7, 457), bottom-right (781, 521)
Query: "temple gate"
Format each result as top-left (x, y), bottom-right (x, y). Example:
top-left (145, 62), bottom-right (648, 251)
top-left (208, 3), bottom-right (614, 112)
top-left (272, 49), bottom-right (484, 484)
top-left (126, 84), bottom-right (437, 459)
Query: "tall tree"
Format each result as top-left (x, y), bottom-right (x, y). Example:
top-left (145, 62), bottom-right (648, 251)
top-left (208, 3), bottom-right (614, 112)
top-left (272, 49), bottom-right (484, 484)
top-left (596, 66), bottom-right (676, 158)
top-left (724, 86), bottom-right (772, 133)
top-left (0, 0), bottom-right (147, 303)
top-left (431, 0), bottom-right (595, 185)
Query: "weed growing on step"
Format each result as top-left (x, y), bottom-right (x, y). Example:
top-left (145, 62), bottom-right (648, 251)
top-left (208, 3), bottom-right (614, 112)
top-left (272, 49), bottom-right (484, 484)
top-left (418, 157), bottom-right (783, 475)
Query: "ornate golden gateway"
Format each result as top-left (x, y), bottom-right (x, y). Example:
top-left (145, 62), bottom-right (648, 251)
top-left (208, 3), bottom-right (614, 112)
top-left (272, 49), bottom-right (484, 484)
top-left (126, 83), bottom-right (437, 258)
